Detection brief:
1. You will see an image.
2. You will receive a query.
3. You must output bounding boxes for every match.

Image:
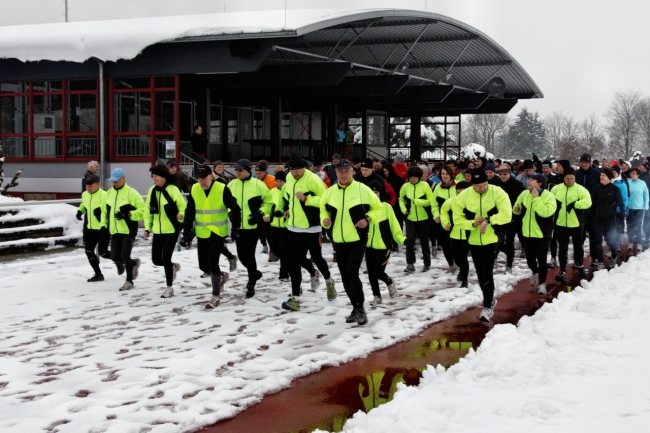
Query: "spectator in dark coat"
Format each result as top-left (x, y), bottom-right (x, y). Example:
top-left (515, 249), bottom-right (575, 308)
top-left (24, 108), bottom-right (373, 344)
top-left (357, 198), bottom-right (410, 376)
top-left (167, 160), bottom-right (191, 194)
top-left (576, 153), bottom-right (601, 262)
top-left (191, 124), bottom-right (208, 158)
top-left (542, 160), bottom-right (560, 189)
top-left (591, 168), bottom-right (624, 268)
top-left (82, 160), bottom-right (100, 192)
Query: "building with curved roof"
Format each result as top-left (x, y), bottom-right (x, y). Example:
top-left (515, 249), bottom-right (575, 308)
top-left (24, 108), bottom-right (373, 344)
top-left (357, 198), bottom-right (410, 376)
top-left (0, 9), bottom-right (542, 197)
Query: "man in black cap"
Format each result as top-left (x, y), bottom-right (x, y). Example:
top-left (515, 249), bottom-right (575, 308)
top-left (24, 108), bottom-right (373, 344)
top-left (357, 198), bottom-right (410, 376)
top-left (324, 153), bottom-right (341, 185)
top-left (185, 165), bottom-right (241, 308)
top-left (495, 163), bottom-right (525, 273)
top-left (576, 153), bottom-right (601, 264)
top-left (355, 158), bottom-right (387, 188)
top-left (280, 154), bottom-right (337, 312)
top-left (515, 159), bottom-right (535, 186)
top-left (452, 168), bottom-right (512, 322)
top-left (555, 160), bottom-right (571, 183)
top-left (227, 159), bottom-right (273, 298)
top-left (76, 173), bottom-right (120, 282)
top-left (320, 158), bottom-right (383, 326)
top-left (542, 160), bottom-right (560, 189)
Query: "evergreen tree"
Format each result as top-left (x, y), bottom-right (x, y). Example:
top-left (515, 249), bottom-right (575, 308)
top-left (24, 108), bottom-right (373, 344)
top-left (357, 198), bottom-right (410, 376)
top-left (506, 107), bottom-right (545, 158)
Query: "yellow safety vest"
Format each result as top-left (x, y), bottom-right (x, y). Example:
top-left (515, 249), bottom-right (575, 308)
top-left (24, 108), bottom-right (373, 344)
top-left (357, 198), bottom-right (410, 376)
top-left (191, 182), bottom-right (229, 238)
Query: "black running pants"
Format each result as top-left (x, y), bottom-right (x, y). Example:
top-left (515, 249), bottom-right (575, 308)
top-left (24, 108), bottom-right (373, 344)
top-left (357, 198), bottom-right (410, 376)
top-left (335, 240), bottom-right (366, 308)
top-left (470, 243), bottom-right (497, 308)
top-left (111, 234), bottom-right (136, 283)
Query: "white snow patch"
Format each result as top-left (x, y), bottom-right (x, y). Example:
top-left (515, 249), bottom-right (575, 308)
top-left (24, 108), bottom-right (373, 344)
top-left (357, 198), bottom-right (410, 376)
top-left (326, 253), bottom-right (650, 433)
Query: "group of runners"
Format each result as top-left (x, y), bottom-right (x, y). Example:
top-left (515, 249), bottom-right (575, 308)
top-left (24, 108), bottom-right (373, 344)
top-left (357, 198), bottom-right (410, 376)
top-left (77, 150), bottom-right (649, 324)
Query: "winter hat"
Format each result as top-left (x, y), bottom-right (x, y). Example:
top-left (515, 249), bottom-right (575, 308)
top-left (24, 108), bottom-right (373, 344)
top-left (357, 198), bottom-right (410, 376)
top-left (456, 181), bottom-right (471, 190)
top-left (602, 168), bottom-right (615, 180)
top-left (85, 174), bottom-right (100, 185)
top-left (257, 160), bottom-right (268, 172)
top-left (361, 158), bottom-right (374, 169)
top-left (470, 168), bottom-right (488, 184)
top-left (522, 159), bottom-right (534, 170)
top-left (234, 158), bottom-right (253, 172)
top-left (286, 155), bottom-right (306, 170)
top-left (149, 164), bottom-right (170, 179)
top-left (564, 167), bottom-right (576, 176)
top-left (542, 160), bottom-right (552, 168)
top-left (529, 173), bottom-right (547, 188)
top-left (579, 153), bottom-right (591, 163)
top-left (331, 153), bottom-right (341, 161)
top-left (166, 160), bottom-right (177, 168)
top-left (275, 171), bottom-right (287, 182)
top-left (353, 155), bottom-right (363, 164)
top-left (556, 159), bottom-right (571, 169)
top-left (612, 165), bottom-right (621, 174)
top-left (611, 159), bottom-right (619, 166)
top-left (394, 154), bottom-right (406, 163)
top-left (196, 165), bottom-right (214, 178)
top-left (484, 163), bottom-right (496, 173)
top-left (368, 180), bottom-right (383, 192)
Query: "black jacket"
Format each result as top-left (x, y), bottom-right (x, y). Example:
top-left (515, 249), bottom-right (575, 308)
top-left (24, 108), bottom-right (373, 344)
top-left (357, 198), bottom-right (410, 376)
top-left (497, 176), bottom-right (526, 209)
top-left (576, 167), bottom-right (601, 195)
top-left (81, 170), bottom-right (94, 192)
top-left (592, 183), bottom-right (624, 222)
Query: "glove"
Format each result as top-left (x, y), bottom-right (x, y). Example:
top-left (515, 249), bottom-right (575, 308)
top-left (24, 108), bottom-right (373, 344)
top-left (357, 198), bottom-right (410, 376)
top-left (76, 210), bottom-right (83, 221)
top-left (248, 212), bottom-right (264, 225)
top-left (231, 227), bottom-right (241, 241)
top-left (566, 201), bottom-right (576, 212)
top-left (114, 211), bottom-right (126, 220)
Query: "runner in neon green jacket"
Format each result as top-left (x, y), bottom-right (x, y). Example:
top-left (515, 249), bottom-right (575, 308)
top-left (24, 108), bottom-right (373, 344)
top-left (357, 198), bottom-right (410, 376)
top-left (440, 181), bottom-right (471, 286)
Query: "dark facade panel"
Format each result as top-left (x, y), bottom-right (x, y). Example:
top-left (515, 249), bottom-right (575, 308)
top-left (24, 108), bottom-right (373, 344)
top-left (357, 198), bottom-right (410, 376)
top-left (0, 59), bottom-right (99, 81)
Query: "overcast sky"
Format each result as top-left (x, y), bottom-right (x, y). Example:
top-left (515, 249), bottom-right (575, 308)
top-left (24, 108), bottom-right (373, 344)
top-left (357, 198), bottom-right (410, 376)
top-left (1, 0), bottom-right (648, 123)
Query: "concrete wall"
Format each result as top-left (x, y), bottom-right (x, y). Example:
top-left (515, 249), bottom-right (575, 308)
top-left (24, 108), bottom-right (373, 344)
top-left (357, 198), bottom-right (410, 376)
top-left (3, 162), bottom-right (153, 196)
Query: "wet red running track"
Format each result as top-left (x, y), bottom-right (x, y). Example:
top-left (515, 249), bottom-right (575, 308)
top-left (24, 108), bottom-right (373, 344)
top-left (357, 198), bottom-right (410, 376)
top-left (199, 257), bottom-right (604, 433)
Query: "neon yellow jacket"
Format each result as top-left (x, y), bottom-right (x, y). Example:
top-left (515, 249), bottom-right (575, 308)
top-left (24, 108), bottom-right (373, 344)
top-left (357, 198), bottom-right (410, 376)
top-left (270, 187), bottom-right (287, 229)
top-left (79, 188), bottom-right (107, 230)
top-left (227, 177), bottom-right (273, 230)
top-left (431, 182), bottom-right (456, 220)
top-left (551, 183), bottom-right (592, 228)
top-left (367, 202), bottom-right (406, 250)
top-left (104, 183), bottom-right (145, 236)
top-left (144, 184), bottom-right (187, 235)
top-left (440, 196), bottom-right (467, 240)
top-left (320, 179), bottom-right (383, 243)
top-left (452, 184), bottom-right (512, 246)
top-left (513, 189), bottom-right (557, 238)
top-left (399, 181), bottom-right (433, 222)
top-left (283, 169), bottom-right (326, 229)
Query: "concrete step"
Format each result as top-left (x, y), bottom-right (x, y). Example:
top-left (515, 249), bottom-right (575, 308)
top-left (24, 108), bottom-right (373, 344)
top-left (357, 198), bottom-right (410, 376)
top-left (0, 218), bottom-right (43, 230)
top-left (0, 237), bottom-right (79, 256)
top-left (0, 226), bottom-right (65, 243)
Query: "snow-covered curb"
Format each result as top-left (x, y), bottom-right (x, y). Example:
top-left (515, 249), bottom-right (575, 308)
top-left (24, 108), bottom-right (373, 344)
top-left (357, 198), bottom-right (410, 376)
top-left (327, 253), bottom-right (650, 433)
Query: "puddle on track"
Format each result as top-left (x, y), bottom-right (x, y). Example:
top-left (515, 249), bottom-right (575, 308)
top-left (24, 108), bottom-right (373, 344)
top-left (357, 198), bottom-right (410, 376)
top-left (200, 256), bottom-right (610, 433)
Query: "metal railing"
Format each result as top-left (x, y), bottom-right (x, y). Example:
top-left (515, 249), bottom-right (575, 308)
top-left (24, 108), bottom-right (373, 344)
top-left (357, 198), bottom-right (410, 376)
top-left (34, 137), bottom-right (63, 158)
top-left (114, 136), bottom-right (150, 157)
top-left (1, 137), bottom-right (30, 158)
top-left (67, 137), bottom-right (98, 157)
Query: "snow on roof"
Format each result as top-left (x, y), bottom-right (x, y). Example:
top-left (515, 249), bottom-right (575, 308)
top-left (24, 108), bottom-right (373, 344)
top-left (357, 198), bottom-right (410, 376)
top-left (0, 8), bottom-right (419, 63)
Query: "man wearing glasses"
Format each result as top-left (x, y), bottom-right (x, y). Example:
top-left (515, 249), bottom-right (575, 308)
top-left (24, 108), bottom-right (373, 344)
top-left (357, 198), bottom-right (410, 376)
top-left (495, 163), bottom-right (525, 273)
top-left (227, 159), bottom-right (273, 298)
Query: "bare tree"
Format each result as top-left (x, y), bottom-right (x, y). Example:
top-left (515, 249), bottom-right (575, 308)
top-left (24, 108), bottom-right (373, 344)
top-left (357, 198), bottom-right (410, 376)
top-left (577, 114), bottom-right (606, 157)
top-left (461, 114), bottom-right (509, 154)
top-left (605, 90), bottom-right (642, 159)
top-left (461, 115), bottom-right (481, 145)
top-left (543, 111), bottom-right (577, 158)
top-left (635, 96), bottom-right (650, 156)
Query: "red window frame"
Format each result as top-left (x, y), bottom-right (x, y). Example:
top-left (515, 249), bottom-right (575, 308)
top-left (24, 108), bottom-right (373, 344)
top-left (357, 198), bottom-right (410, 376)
top-left (109, 76), bottom-right (179, 165)
top-left (1, 80), bottom-right (100, 162)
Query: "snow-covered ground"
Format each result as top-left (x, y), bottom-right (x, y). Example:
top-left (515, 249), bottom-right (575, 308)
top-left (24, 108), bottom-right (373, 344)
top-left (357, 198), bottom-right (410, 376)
top-left (0, 236), bottom-right (529, 432)
top-left (328, 252), bottom-right (650, 433)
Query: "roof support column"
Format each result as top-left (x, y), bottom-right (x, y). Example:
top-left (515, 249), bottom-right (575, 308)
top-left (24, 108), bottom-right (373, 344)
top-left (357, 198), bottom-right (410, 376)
top-left (220, 99), bottom-right (231, 162)
top-left (410, 108), bottom-right (421, 161)
top-left (270, 92), bottom-right (280, 162)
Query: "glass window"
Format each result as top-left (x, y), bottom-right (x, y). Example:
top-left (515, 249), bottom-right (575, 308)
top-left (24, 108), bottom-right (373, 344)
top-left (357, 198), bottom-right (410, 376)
top-left (67, 136), bottom-right (98, 157)
top-left (68, 80), bottom-right (97, 91)
top-left (1, 137), bottom-right (29, 158)
top-left (348, 117), bottom-right (362, 144)
top-left (367, 115), bottom-right (386, 146)
top-left (1, 82), bottom-right (27, 93)
top-left (210, 104), bottom-right (221, 144)
top-left (154, 77), bottom-right (175, 88)
top-left (253, 110), bottom-right (264, 140)
top-left (68, 94), bottom-right (97, 132)
top-left (34, 136), bottom-right (63, 158)
top-left (446, 116), bottom-right (460, 123)
top-left (114, 77), bottom-right (151, 90)
top-left (389, 117), bottom-right (411, 148)
top-left (33, 95), bottom-right (63, 133)
top-left (33, 81), bottom-right (63, 93)
top-left (1, 96), bottom-right (29, 133)
top-left (281, 113), bottom-right (291, 139)
top-left (227, 108), bottom-right (238, 144)
top-left (113, 92), bottom-right (151, 132)
top-left (155, 92), bottom-right (175, 131)
top-left (421, 123), bottom-right (445, 147)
